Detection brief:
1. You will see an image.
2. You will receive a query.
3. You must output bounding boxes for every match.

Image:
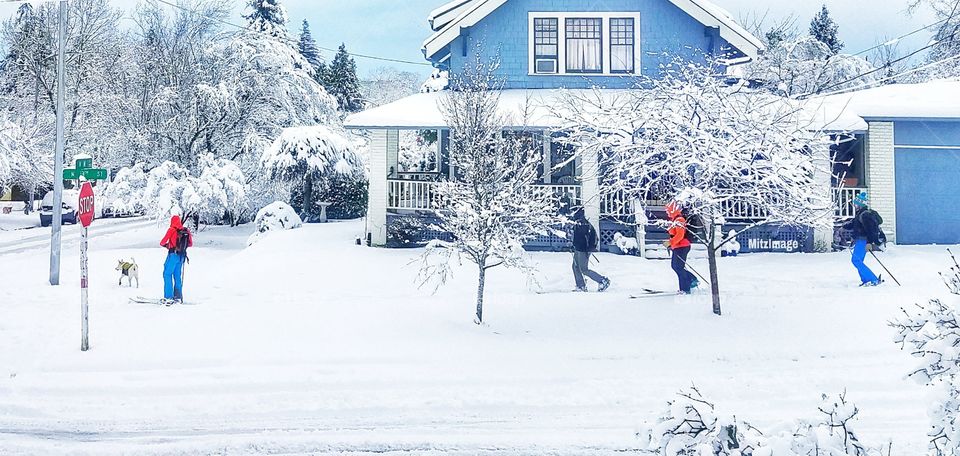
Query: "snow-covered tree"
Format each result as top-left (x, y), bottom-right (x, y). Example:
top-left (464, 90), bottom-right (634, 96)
top-left (416, 58), bottom-right (566, 325)
top-left (244, 0), bottom-right (289, 39)
top-left (261, 125), bottom-right (363, 221)
top-left (320, 44), bottom-right (365, 112)
top-left (361, 66), bottom-right (423, 108)
top-left (809, 5), bottom-right (844, 55)
top-left (555, 60), bottom-right (834, 316)
top-left (907, 0), bottom-right (960, 79)
top-left (297, 19), bottom-right (323, 71)
top-left (638, 387), bottom-right (878, 455)
top-left (891, 252), bottom-right (960, 456)
top-left (747, 35), bottom-right (877, 97)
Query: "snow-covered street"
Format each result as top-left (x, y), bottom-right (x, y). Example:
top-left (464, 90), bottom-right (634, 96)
top-left (0, 219), bottom-right (950, 454)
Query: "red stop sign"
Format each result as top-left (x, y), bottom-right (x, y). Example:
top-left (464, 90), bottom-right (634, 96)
top-left (78, 182), bottom-right (95, 228)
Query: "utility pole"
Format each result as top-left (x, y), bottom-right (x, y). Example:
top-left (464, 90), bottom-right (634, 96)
top-left (49, 0), bottom-right (68, 286)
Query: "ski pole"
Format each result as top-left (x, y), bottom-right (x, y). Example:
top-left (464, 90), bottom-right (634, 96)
top-left (869, 251), bottom-right (902, 287)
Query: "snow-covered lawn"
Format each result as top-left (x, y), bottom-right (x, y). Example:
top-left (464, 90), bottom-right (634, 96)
top-left (0, 219), bottom-right (953, 454)
top-left (0, 213), bottom-right (39, 232)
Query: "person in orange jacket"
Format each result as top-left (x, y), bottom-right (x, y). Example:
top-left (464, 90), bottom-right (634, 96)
top-left (160, 215), bottom-right (193, 304)
top-left (663, 202), bottom-right (699, 294)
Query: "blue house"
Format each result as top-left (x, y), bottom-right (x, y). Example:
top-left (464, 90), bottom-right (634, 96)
top-left (346, 0), bottom-right (796, 250)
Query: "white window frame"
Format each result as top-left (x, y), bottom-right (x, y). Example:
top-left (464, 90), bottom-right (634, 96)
top-left (528, 12), bottom-right (642, 77)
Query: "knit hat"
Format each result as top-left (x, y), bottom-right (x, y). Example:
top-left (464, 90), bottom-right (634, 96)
top-left (853, 192), bottom-right (869, 207)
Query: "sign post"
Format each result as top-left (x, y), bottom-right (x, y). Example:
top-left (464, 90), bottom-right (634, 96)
top-left (78, 182), bottom-right (95, 352)
top-left (49, 0), bottom-right (68, 286)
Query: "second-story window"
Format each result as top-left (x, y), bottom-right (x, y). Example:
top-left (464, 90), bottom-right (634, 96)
top-left (533, 18), bottom-right (559, 74)
top-left (565, 18), bottom-right (602, 73)
top-left (610, 18), bottom-right (635, 73)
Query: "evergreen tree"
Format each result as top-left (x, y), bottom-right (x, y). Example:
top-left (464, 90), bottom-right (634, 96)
top-left (297, 20), bottom-right (323, 71)
top-left (809, 5), bottom-right (843, 55)
top-left (244, 0), bottom-right (289, 38)
top-left (323, 44), bottom-right (365, 113)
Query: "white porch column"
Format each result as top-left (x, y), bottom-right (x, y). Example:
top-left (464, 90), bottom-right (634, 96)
top-left (813, 143), bottom-right (833, 251)
top-left (367, 129), bottom-right (391, 246)
top-left (579, 144), bottom-right (601, 230)
top-left (386, 130), bottom-right (399, 178)
top-left (542, 133), bottom-right (552, 184)
top-left (865, 121), bottom-right (897, 243)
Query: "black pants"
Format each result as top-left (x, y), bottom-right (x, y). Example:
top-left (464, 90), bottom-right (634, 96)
top-left (671, 246), bottom-right (695, 293)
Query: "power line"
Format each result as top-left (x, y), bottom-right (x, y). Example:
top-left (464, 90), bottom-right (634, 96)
top-left (150, 0), bottom-right (431, 67)
top-left (812, 51), bottom-right (960, 99)
top-left (850, 18), bottom-right (947, 57)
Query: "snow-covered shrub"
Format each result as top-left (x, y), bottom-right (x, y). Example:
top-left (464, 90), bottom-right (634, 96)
top-left (101, 164), bottom-right (148, 215)
top-left (262, 125), bottom-right (365, 222)
top-left (247, 201), bottom-right (302, 246)
top-left (746, 35), bottom-right (877, 97)
top-left (291, 172), bottom-right (369, 220)
top-left (638, 387), bottom-right (877, 456)
top-left (421, 69), bottom-right (449, 93)
top-left (387, 215), bottom-right (428, 247)
top-left (891, 255), bottom-right (960, 455)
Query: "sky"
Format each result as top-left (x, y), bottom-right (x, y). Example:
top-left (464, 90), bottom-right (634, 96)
top-left (0, 0), bottom-right (940, 77)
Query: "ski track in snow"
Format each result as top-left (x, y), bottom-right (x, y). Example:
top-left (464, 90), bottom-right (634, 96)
top-left (0, 219), bottom-right (953, 454)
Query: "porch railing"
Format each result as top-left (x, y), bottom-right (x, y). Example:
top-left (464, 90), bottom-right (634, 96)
top-left (387, 179), bottom-right (583, 211)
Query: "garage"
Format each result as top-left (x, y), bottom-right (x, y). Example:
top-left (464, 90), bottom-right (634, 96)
top-left (893, 120), bottom-right (960, 245)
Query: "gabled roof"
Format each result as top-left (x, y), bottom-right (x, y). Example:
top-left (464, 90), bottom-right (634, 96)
top-left (422, 0), bottom-right (765, 62)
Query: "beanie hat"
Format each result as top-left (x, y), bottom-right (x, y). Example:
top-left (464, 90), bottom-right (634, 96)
top-left (853, 192), bottom-right (869, 207)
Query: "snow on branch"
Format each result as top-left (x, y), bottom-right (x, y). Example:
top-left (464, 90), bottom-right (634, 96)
top-left (638, 387), bottom-right (879, 456)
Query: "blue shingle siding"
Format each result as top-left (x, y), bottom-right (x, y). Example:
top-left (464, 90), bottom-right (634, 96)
top-left (893, 120), bottom-right (960, 147)
top-left (436, 0), bottom-right (742, 89)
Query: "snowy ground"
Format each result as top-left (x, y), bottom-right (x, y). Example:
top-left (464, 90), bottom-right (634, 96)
top-left (0, 219), bottom-right (954, 455)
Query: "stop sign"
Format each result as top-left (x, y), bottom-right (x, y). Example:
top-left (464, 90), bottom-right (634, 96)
top-left (77, 182), bottom-right (95, 228)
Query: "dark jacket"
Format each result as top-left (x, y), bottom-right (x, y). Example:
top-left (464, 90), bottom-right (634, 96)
top-left (572, 214), bottom-right (598, 252)
top-left (845, 208), bottom-right (883, 244)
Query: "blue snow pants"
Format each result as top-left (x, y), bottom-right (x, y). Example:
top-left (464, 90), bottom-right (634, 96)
top-left (851, 239), bottom-right (879, 285)
top-left (163, 252), bottom-right (185, 300)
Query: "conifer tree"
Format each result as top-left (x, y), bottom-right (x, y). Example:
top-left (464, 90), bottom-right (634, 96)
top-left (809, 5), bottom-right (844, 55)
top-left (297, 19), bottom-right (323, 71)
top-left (322, 44), bottom-right (365, 113)
top-left (244, 0), bottom-right (289, 39)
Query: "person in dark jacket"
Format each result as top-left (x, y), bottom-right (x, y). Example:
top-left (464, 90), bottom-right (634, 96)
top-left (571, 208), bottom-right (610, 292)
top-left (843, 193), bottom-right (883, 286)
top-left (160, 215), bottom-right (193, 303)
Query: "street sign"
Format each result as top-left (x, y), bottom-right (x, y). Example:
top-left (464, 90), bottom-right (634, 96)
top-left (78, 182), bottom-right (95, 228)
top-left (83, 169), bottom-right (108, 181)
top-left (75, 158), bottom-right (93, 170)
top-left (63, 169), bottom-right (80, 180)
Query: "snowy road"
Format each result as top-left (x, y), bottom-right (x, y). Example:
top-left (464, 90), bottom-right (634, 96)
top-left (0, 220), bottom-right (952, 454)
top-left (0, 217), bottom-right (155, 256)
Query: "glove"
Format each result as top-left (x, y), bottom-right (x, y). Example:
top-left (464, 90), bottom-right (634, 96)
top-left (662, 240), bottom-right (671, 248)
top-left (866, 243), bottom-right (874, 252)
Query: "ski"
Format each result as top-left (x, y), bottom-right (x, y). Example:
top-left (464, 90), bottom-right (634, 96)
top-left (629, 289), bottom-right (683, 298)
top-left (129, 297), bottom-right (197, 306)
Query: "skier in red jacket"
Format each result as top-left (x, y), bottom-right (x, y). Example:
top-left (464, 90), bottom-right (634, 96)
top-left (160, 215), bottom-right (193, 304)
top-left (663, 202), bottom-right (699, 294)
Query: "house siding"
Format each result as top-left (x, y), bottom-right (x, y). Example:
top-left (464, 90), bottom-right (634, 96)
top-left (439, 0), bottom-right (740, 89)
top-left (865, 121), bottom-right (897, 244)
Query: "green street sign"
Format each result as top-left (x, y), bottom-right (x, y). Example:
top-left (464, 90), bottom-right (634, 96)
top-left (63, 169), bottom-right (81, 180)
top-left (75, 158), bottom-right (93, 170)
top-left (83, 169), bottom-right (108, 181)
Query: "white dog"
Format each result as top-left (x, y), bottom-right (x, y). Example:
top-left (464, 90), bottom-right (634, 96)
top-left (613, 232), bottom-right (640, 256)
top-left (116, 258), bottom-right (139, 288)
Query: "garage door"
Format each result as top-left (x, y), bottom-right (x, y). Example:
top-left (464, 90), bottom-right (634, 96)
top-left (895, 147), bottom-right (960, 245)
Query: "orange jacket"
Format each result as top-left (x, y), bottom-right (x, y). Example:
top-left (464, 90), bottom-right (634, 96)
top-left (668, 216), bottom-right (692, 250)
top-left (160, 215), bottom-right (193, 252)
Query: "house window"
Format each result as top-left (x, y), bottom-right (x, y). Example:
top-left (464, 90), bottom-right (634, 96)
top-left (533, 18), bottom-right (559, 74)
top-left (609, 18), bottom-right (635, 73)
top-left (565, 18), bottom-right (602, 73)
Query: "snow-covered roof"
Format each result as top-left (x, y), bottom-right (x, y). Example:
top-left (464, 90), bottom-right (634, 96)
top-left (422, 0), bottom-right (766, 61)
top-left (344, 89), bottom-right (864, 133)
top-left (818, 79), bottom-right (960, 121)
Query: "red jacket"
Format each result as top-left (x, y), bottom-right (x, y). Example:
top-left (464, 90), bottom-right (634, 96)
top-left (668, 216), bottom-right (692, 250)
top-left (160, 215), bottom-right (193, 251)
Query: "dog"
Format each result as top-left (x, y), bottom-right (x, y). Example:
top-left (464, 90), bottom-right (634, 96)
top-left (116, 258), bottom-right (139, 288)
top-left (613, 232), bottom-right (640, 256)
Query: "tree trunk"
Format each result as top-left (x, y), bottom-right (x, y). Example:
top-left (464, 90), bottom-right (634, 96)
top-left (302, 172), bottom-right (314, 221)
top-left (475, 266), bottom-right (486, 324)
top-left (708, 236), bottom-right (722, 316)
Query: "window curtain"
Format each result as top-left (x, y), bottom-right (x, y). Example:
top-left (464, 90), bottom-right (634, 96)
top-left (610, 46), bottom-right (632, 72)
top-left (567, 39), bottom-right (601, 72)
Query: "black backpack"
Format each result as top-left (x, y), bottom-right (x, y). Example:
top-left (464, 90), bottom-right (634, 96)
top-left (587, 223), bottom-right (599, 251)
top-left (175, 228), bottom-right (190, 258)
top-left (683, 213), bottom-right (705, 243)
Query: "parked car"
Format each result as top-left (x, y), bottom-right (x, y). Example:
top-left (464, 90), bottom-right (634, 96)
top-left (40, 190), bottom-right (79, 227)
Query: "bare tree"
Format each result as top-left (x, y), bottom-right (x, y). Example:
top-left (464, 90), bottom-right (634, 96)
top-left (417, 56), bottom-right (565, 325)
top-left (555, 60), bottom-right (834, 316)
